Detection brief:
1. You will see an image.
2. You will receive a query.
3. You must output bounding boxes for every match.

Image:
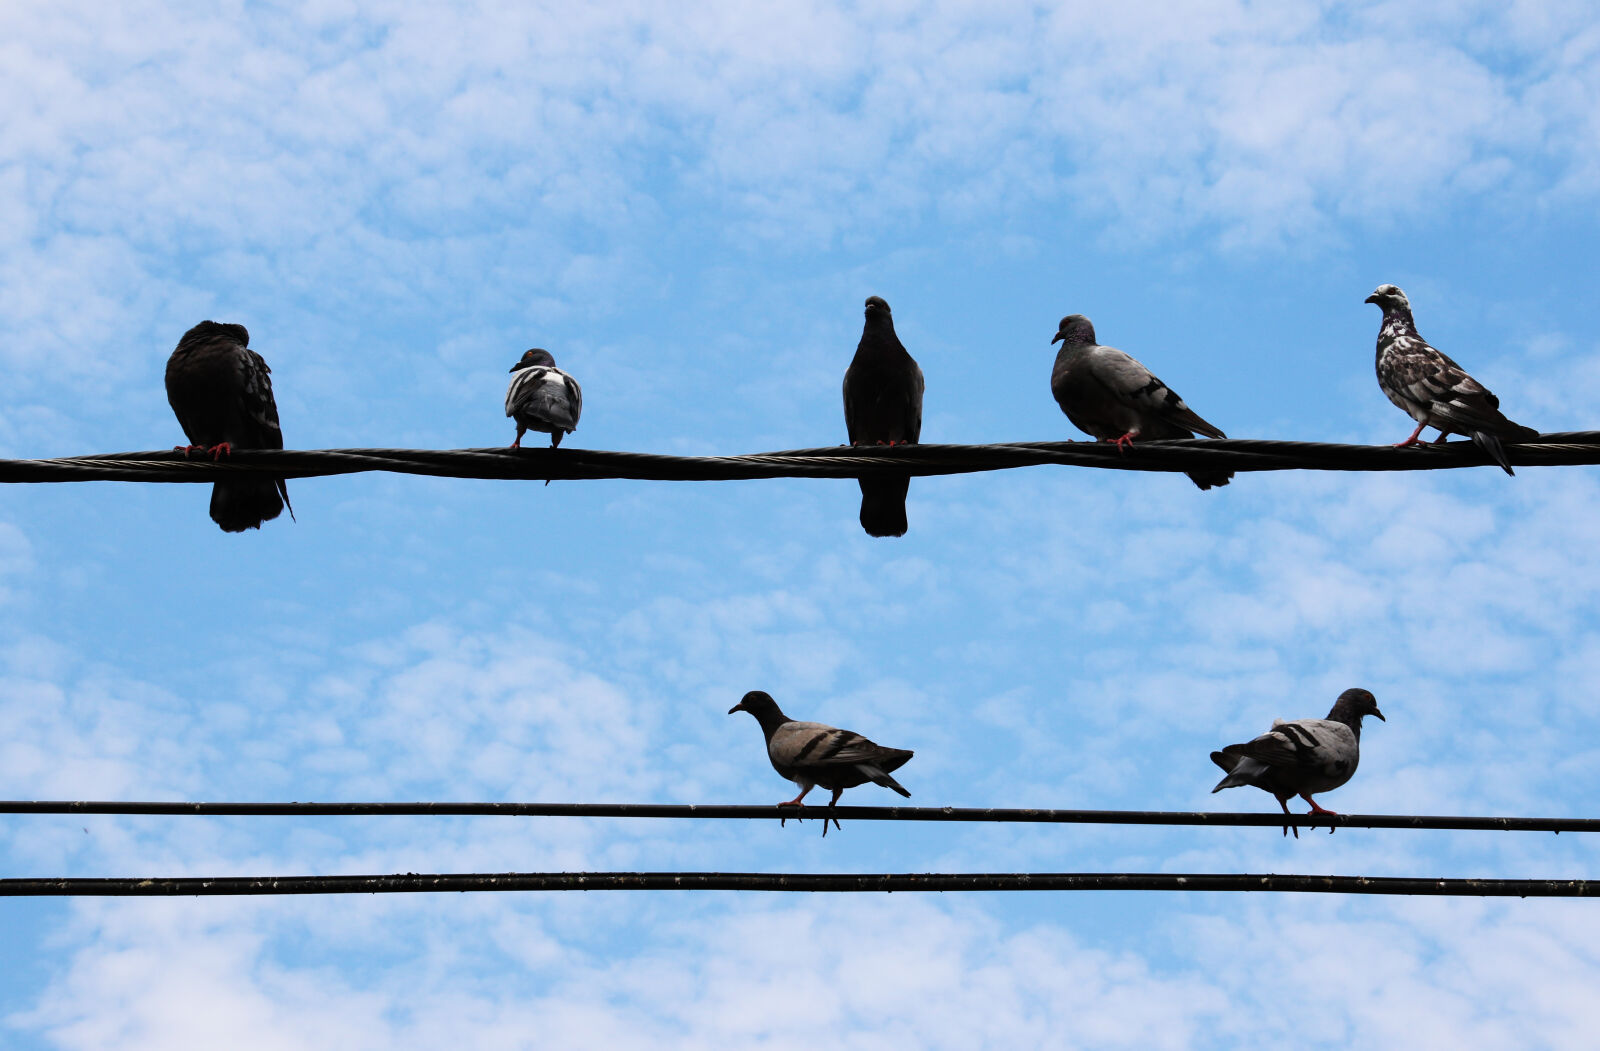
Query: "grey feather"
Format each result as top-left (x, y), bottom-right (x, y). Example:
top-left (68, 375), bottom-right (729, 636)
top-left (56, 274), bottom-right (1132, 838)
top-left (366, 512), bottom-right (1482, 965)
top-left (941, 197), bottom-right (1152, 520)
top-left (1049, 314), bottom-right (1231, 490)
top-left (1210, 688), bottom-right (1384, 837)
top-left (730, 690), bottom-right (913, 834)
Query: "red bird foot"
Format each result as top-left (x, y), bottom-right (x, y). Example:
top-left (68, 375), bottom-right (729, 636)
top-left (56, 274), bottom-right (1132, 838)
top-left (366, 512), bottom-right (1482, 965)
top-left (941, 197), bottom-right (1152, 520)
top-left (1303, 796), bottom-right (1339, 834)
top-left (1106, 433), bottom-right (1136, 451)
top-left (173, 444), bottom-right (205, 457)
top-left (820, 807), bottom-right (842, 837)
top-left (206, 442), bottom-right (234, 460)
top-left (777, 801), bottom-right (805, 829)
top-left (1394, 421), bottom-right (1428, 448)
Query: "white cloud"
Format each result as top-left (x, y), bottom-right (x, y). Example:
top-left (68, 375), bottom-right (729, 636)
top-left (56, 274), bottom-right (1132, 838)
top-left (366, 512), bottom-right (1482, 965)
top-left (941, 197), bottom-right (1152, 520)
top-left (13, 894), bottom-right (1600, 1050)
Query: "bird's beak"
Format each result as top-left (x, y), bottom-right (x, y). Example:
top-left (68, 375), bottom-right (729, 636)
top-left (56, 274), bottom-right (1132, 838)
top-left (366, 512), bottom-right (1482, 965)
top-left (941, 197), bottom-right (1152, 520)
top-left (1051, 331), bottom-right (1064, 344)
top-left (1364, 294), bottom-right (1380, 304)
top-left (1372, 707), bottom-right (1386, 721)
top-left (509, 362), bottom-right (520, 372)
top-left (727, 702), bottom-right (744, 714)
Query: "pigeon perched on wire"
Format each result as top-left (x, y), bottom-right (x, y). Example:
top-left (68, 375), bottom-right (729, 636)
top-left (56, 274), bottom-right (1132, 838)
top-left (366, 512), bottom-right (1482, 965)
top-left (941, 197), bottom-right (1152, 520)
top-left (843, 296), bottom-right (924, 537)
top-left (1049, 314), bottom-right (1232, 490)
top-left (506, 348), bottom-right (582, 449)
top-left (164, 320), bottom-right (293, 532)
top-left (729, 690), bottom-right (913, 836)
top-left (1366, 284), bottom-right (1537, 475)
top-left (1210, 688), bottom-right (1384, 838)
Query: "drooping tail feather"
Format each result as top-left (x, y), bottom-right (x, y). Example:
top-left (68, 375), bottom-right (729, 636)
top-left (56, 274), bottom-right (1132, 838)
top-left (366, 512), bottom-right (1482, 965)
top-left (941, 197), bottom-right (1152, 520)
top-left (861, 765), bottom-right (911, 797)
top-left (1186, 469), bottom-right (1233, 491)
top-left (857, 477), bottom-right (910, 538)
top-left (210, 478), bottom-right (291, 533)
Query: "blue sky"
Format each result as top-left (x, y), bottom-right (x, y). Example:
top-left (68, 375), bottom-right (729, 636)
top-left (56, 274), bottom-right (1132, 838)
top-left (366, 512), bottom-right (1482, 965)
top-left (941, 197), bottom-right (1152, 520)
top-left (4, 1), bottom-right (1600, 1047)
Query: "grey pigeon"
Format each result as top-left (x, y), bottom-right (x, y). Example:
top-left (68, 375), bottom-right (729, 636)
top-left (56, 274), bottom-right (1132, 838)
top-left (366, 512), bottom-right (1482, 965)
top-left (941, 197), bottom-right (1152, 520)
top-left (729, 689), bottom-right (913, 836)
top-left (1050, 314), bottom-right (1232, 490)
top-left (164, 320), bottom-right (293, 532)
top-left (1367, 284), bottom-right (1537, 475)
top-left (843, 296), bottom-right (924, 537)
top-left (1211, 688), bottom-right (1384, 838)
top-left (506, 348), bottom-right (582, 448)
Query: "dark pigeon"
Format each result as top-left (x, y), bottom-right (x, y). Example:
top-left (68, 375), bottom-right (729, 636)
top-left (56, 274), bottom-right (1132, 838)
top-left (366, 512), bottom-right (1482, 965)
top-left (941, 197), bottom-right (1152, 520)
top-left (1211, 687), bottom-right (1384, 838)
top-left (1050, 314), bottom-right (1232, 490)
top-left (843, 296), bottom-right (924, 537)
top-left (506, 348), bottom-right (582, 448)
top-left (164, 321), bottom-right (293, 532)
top-left (729, 689), bottom-right (913, 836)
top-left (1367, 284), bottom-right (1538, 475)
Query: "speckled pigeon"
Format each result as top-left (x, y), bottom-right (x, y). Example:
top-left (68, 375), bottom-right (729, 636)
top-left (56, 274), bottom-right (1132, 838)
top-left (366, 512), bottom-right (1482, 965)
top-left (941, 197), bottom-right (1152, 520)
top-left (1366, 284), bottom-right (1537, 475)
top-left (729, 690), bottom-right (913, 836)
top-left (843, 296), bottom-right (924, 537)
top-left (1211, 687), bottom-right (1384, 838)
top-left (164, 320), bottom-right (293, 532)
top-left (506, 348), bottom-right (582, 448)
top-left (1049, 314), bottom-right (1232, 490)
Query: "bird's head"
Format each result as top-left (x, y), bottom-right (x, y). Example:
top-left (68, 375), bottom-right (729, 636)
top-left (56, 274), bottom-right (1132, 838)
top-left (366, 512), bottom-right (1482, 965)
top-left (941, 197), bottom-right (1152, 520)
top-left (729, 690), bottom-right (780, 718)
top-left (1337, 687), bottom-right (1385, 723)
top-left (180, 320), bottom-right (250, 348)
top-left (511, 348), bottom-right (556, 373)
top-left (864, 295), bottom-right (892, 320)
top-left (1051, 314), bottom-right (1096, 347)
top-left (1364, 285), bottom-right (1409, 311)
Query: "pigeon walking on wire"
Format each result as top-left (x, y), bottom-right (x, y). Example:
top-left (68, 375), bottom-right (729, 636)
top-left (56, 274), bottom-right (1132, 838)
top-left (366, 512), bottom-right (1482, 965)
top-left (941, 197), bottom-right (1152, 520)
top-left (164, 320), bottom-right (293, 532)
top-left (506, 348), bottom-right (582, 448)
top-left (1049, 314), bottom-right (1232, 490)
top-left (729, 690), bottom-right (913, 836)
top-left (843, 296), bottom-right (924, 537)
top-left (1366, 284), bottom-right (1537, 475)
top-left (1210, 688), bottom-right (1384, 838)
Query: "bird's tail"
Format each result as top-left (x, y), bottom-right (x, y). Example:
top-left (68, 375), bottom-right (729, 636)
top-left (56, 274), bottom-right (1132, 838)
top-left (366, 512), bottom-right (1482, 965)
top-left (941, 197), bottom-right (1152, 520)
top-left (1209, 750), bottom-right (1257, 793)
top-left (1471, 426), bottom-right (1537, 477)
top-left (859, 764), bottom-right (911, 798)
top-left (1186, 470), bottom-right (1233, 491)
top-left (857, 477), bottom-right (910, 537)
top-left (210, 479), bottom-right (289, 533)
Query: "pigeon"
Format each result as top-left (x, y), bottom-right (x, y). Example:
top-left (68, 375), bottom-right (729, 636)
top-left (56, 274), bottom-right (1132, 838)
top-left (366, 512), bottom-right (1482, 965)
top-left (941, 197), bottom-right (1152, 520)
top-left (506, 348), bottom-right (582, 448)
top-left (1366, 284), bottom-right (1538, 475)
top-left (164, 320), bottom-right (293, 532)
top-left (1050, 314), bottom-right (1232, 490)
top-left (843, 296), bottom-right (924, 537)
top-left (1210, 687), bottom-right (1385, 838)
top-left (729, 689), bottom-right (913, 836)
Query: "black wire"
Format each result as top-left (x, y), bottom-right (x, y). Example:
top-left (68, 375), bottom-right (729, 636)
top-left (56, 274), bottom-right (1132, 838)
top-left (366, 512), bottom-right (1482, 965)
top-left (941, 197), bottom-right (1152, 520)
top-left (2, 871), bottom-right (1593, 897)
top-left (2, 433), bottom-right (1599, 485)
top-left (5, 800), bottom-right (1597, 833)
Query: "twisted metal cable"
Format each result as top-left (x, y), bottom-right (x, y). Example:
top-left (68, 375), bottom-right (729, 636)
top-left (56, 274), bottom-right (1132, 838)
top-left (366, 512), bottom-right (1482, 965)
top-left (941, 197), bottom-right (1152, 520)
top-left (3, 433), bottom-right (1600, 485)
top-left (3, 871), bottom-right (1593, 897)
top-left (5, 800), bottom-right (1596, 833)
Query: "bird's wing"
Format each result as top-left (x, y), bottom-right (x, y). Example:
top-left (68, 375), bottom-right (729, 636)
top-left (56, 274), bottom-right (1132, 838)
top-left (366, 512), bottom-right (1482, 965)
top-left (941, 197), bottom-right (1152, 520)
top-left (1379, 336), bottom-right (1516, 432)
top-left (1225, 718), bottom-right (1352, 770)
top-left (769, 721), bottom-right (901, 772)
top-left (236, 349), bottom-right (285, 450)
top-left (1083, 345), bottom-right (1225, 438)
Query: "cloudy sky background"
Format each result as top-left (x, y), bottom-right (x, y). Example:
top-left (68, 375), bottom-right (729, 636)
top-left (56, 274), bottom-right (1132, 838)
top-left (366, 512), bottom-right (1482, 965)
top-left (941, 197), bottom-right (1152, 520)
top-left (5, 1), bottom-right (1600, 1047)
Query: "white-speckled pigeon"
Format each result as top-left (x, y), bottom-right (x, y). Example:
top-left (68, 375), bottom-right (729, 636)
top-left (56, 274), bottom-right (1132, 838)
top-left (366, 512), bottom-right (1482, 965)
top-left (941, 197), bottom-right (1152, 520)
top-left (164, 320), bottom-right (293, 532)
top-left (506, 348), bottom-right (582, 448)
top-left (729, 689), bottom-right (912, 836)
top-left (1050, 314), bottom-right (1232, 490)
top-left (1366, 285), bottom-right (1537, 475)
top-left (1211, 687), bottom-right (1384, 838)
top-left (843, 296), bottom-right (924, 537)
